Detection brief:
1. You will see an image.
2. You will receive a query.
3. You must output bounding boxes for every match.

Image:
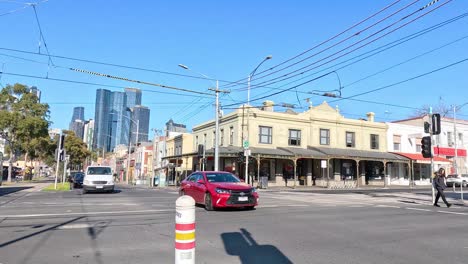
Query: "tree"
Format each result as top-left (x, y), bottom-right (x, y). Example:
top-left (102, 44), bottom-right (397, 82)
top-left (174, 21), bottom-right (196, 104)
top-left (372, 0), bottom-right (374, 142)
top-left (0, 83), bottom-right (50, 181)
top-left (412, 97), bottom-right (452, 117)
top-left (62, 130), bottom-right (91, 170)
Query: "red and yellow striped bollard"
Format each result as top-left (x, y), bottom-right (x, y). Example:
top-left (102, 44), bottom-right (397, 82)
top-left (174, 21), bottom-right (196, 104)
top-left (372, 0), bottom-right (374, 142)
top-left (175, 195), bottom-right (195, 264)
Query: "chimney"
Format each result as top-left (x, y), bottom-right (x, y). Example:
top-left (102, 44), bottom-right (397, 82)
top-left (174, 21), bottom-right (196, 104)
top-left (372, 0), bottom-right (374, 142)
top-left (366, 112), bottom-right (375, 122)
top-left (262, 100), bottom-right (274, 112)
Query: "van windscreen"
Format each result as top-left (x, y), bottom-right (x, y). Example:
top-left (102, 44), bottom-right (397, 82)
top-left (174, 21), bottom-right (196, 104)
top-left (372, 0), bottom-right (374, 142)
top-left (87, 167), bottom-right (112, 175)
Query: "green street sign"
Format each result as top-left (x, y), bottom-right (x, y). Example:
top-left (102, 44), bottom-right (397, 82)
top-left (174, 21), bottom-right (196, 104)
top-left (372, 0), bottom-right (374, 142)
top-left (243, 140), bottom-right (249, 149)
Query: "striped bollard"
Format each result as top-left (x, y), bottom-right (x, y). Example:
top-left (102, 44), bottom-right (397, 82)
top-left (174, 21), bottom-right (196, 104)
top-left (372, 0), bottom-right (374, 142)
top-left (175, 195), bottom-right (195, 264)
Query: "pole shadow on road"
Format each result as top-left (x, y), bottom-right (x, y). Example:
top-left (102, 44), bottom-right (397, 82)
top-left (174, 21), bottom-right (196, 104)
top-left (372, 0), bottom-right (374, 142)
top-left (0, 186), bottom-right (32, 196)
top-left (221, 228), bottom-right (293, 264)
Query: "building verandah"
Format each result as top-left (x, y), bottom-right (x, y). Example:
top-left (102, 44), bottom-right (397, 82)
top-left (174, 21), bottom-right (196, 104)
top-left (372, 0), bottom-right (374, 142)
top-left (194, 146), bottom-right (410, 188)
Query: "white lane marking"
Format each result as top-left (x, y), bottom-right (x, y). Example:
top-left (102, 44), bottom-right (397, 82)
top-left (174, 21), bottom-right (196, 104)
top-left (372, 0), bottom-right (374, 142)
top-left (406, 207), bottom-right (432, 212)
top-left (260, 205), bottom-right (278, 208)
top-left (437, 211), bottom-right (468, 216)
top-left (349, 205), bottom-right (364, 208)
top-left (57, 223), bottom-right (92, 230)
top-left (375, 205), bottom-right (401, 208)
top-left (3, 209), bottom-right (173, 218)
top-left (168, 192), bottom-right (179, 194)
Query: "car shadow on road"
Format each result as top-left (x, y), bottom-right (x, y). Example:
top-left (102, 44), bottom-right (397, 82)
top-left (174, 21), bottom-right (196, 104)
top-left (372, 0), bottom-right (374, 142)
top-left (0, 186), bottom-right (32, 196)
top-left (221, 228), bottom-right (293, 264)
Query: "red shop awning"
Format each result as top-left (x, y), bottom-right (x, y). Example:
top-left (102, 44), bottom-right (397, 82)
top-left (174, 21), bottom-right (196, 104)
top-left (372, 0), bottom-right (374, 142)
top-left (391, 152), bottom-right (452, 164)
top-left (433, 147), bottom-right (466, 157)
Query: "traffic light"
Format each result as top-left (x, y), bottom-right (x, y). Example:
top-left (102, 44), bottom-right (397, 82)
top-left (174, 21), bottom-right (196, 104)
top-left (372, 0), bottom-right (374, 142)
top-left (424, 122), bottom-right (430, 133)
top-left (57, 134), bottom-right (65, 161)
top-left (236, 151), bottom-right (245, 163)
top-left (421, 136), bottom-right (432, 158)
top-left (197, 144), bottom-right (204, 158)
top-left (431, 113), bottom-right (441, 135)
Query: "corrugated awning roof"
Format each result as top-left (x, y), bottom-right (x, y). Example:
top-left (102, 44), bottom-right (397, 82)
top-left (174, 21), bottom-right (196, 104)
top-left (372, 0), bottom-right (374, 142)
top-left (278, 147), bottom-right (326, 158)
top-left (309, 147), bottom-right (409, 162)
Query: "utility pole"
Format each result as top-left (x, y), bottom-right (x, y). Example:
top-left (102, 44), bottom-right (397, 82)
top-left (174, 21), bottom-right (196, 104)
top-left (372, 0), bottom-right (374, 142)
top-left (453, 105), bottom-right (458, 175)
top-left (209, 81), bottom-right (229, 171)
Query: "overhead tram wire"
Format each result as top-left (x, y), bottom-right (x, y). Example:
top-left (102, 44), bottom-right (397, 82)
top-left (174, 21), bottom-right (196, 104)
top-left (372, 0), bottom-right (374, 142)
top-left (226, 12), bottom-right (468, 97)
top-left (31, 1), bottom-right (54, 67)
top-left (0, 47), bottom-right (238, 85)
top-left (0, 0), bottom-right (48, 17)
top-left (0, 71), bottom-right (217, 99)
top-left (343, 34), bottom-right (468, 89)
top-left (221, 0), bottom-right (404, 89)
top-left (239, 12), bottom-right (468, 98)
top-left (70, 67), bottom-right (215, 96)
top-left (223, 56), bottom-right (468, 109)
top-left (243, 0), bottom-right (451, 91)
top-left (234, 0), bottom-right (423, 90)
top-left (329, 57), bottom-right (468, 104)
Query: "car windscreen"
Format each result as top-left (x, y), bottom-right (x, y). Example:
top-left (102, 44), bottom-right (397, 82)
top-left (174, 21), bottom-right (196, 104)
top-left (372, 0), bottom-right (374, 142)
top-left (205, 173), bottom-right (240, 183)
top-left (74, 174), bottom-right (84, 180)
top-left (87, 167), bottom-right (112, 175)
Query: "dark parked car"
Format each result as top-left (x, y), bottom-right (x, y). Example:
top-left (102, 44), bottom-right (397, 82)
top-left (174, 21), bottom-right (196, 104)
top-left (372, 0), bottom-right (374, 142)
top-left (179, 171), bottom-right (259, 211)
top-left (71, 172), bottom-right (85, 188)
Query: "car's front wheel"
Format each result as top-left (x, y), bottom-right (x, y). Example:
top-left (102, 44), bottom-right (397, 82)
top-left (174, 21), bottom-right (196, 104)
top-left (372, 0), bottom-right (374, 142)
top-left (204, 193), bottom-right (214, 211)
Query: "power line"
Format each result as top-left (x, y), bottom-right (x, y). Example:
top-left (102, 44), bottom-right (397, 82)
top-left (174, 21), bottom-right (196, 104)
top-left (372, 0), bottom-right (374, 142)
top-left (0, 71), bottom-right (212, 98)
top-left (237, 12), bottom-right (468, 98)
top-left (223, 56), bottom-right (468, 109)
top-left (245, 0), bottom-right (423, 87)
top-left (343, 34), bottom-right (468, 88)
top-left (221, 0), bottom-right (404, 89)
top-left (0, 47), bottom-right (238, 85)
top-left (70, 67), bottom-right (215, 96)
top-left (330, 57), bottom-right (468, 103)
top-left (244, 0), bottom-right (451, 91)
top-left (31, 2), bottom-right (54, 67)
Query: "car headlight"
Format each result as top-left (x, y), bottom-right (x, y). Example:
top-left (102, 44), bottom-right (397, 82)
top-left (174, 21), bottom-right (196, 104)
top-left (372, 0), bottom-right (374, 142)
top-left (215, 188), bottom-right (230, 194)
top-left (251, 188), bottom-right (257, 193)
top-left (84, 180), bottom-right (90, 185)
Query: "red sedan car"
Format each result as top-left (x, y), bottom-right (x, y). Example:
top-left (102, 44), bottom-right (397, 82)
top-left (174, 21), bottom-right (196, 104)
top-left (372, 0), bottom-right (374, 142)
top-left (179, 171), bottom-right (259, 211)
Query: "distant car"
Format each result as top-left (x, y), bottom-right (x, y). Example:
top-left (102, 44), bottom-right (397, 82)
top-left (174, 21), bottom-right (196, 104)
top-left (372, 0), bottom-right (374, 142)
top-left (446, 174), bottom-right (468, 187)
top-left (71, 172), bottom-right (85, 188)
top-left (83, 166), bottom-right (115, 194)
top-left (179, 171), bottom-right (259, 211)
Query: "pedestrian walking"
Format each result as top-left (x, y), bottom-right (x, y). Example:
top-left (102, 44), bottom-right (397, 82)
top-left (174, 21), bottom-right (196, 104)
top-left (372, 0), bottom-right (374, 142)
top-left (433, 168), bottom-right (451, 208)
top-left (282, 168), bottom-right (288, 187)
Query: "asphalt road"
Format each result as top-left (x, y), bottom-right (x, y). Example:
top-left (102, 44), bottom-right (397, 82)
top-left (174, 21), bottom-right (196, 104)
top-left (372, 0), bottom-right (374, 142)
top-left (1, 184), bottom-right (467, 264)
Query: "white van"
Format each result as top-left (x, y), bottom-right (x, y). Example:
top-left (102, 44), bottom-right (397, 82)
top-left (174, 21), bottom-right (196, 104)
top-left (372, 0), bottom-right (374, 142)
top-left (83, 166), bottom-right (115, 194)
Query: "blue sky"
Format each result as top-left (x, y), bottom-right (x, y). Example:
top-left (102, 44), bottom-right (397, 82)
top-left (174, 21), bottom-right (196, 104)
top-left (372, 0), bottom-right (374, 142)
top-left (1, 0), bottom-right (467, 137)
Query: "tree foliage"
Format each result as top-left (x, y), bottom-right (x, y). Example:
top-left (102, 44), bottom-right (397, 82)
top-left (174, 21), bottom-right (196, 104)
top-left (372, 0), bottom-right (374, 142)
top-left (0, 83), bottom-right (50, 181)
top-left (63, 130), bottom-right (91, 168)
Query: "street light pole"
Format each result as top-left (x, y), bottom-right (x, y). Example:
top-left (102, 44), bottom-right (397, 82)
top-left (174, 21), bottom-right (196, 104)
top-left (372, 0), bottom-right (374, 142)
top-left (178, 64), bottom-right (228, 171)
top-left (245, 55), bottom-right (272, 185)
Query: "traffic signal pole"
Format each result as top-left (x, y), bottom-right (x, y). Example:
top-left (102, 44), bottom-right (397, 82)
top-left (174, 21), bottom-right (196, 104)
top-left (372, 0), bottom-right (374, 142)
top-left (429, 111), bottom-right (435, 204)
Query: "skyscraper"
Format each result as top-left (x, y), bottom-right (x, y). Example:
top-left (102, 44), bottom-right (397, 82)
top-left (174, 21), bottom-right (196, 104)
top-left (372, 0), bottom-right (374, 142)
top-left (70, 107), bottom-right (85, 124)
top-left (69, 106), bottom-right (85, 138)
top-left (70, 119), bottom-right (85, 139)
top-left (93, 89), bottom-right (112, 152)
top-left (125, 88), bottom-right (142, 109)
top-left (124, 88), bottom-right (142, 145)
top-left (131, 105), bottom-right (150, 144)
top-left (109, 91), bottom-right (127, 151)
